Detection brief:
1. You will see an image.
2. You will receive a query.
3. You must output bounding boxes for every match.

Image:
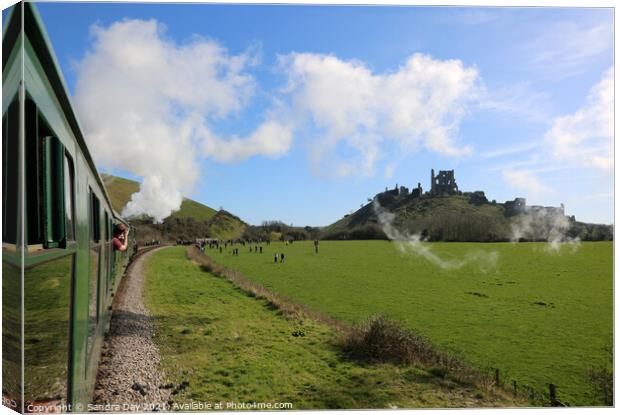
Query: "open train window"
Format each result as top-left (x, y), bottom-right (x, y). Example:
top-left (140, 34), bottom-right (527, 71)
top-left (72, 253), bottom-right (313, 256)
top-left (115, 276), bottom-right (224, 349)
top-left (2, 96), bottom-right (19, 244)
top-left (90, 190), bottom-right (100, 243)
top-left (24, 99), bottom-right (71, 248)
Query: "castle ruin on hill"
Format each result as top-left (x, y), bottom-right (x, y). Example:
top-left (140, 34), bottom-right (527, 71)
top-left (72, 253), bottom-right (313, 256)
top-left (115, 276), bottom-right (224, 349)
top-left (430, 169), bottom-right (458, 196)
top-left (375, 168), bottom-right (565, 217)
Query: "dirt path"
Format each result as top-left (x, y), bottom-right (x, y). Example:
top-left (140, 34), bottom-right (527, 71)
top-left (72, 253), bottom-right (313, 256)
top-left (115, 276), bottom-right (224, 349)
top-left (92, 247), bottom-right (171, 411)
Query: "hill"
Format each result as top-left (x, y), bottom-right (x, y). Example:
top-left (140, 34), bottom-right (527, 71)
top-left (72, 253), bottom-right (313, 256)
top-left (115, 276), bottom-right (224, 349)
top-left (321, 190), bottom-right (612, 242)
top-left (101, 174), bottom-right (246, 241)
top-left (101, 174), bottom-right (218, 222)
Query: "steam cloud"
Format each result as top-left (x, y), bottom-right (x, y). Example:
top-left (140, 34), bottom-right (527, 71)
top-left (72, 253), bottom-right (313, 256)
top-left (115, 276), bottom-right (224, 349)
top-left (373, 201), bottom-right (498, 272)
top-left (74, 19), bottom-right (292, 222)
top-left (510, 209), bottom-right (580, 253)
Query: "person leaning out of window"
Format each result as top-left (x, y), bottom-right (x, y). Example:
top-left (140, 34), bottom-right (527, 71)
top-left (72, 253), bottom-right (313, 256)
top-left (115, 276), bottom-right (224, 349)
top-left (112, 223), bottom-right (129, 252)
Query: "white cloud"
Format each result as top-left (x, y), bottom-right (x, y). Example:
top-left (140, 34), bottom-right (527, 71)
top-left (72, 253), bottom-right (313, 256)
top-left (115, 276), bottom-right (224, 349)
top-left (278, 52), bottom-right (479, 176)
top-left (502, 168), bottom-right (551, 197)
top-left (203, 120), bottom-right (294, 162)
top-left (75, 19), bottom-right (291, 221)
top-left (526, 21), bottom-right (612, 79)
top-left (544, 68), bottom-right (613, 171)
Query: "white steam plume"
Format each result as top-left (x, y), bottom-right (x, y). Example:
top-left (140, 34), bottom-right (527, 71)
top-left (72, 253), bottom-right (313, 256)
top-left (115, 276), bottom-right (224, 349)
top-left (75, 19), bottom-right (292, 222)
top-left (373, 201), bottom-right (498, 272)
top-left (510, 208), bottom-right (580, 253)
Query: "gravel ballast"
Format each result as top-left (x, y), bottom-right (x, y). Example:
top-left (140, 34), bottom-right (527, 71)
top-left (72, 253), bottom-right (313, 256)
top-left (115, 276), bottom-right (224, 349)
top-left (92, 248), bottom-right (171, 412)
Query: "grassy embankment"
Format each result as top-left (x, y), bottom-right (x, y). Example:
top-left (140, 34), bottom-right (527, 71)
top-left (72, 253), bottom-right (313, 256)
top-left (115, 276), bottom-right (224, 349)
top-left (144, 247), bottom-right (520, 409)
top-left (206, 240), bottom-right (613, 406)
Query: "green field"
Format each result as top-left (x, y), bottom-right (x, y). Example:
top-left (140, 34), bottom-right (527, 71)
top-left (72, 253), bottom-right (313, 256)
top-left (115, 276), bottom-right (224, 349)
top-left (144, 247), bottom-right (520, 409)
top-left (206, 240), bottom-right (613, 406)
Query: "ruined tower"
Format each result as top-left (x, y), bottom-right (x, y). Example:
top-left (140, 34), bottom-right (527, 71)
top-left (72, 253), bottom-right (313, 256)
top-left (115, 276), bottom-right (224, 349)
top-left (430, 169), bottom-right (459, 196)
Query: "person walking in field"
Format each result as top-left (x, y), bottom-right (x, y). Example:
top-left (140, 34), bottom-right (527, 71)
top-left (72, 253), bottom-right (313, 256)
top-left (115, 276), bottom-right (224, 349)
top-left (314, 239), bottom-right (319, 254)
top-left (259, 246), bottom-right (263, 254)
top-left (274, 253), bottom-right (278, 263)
top-left (280, 253), bottom-right (285, 263)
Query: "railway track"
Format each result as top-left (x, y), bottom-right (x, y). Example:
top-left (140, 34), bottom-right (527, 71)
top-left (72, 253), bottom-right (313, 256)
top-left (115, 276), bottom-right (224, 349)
top-left (92, 245), bottom-right (172, 411)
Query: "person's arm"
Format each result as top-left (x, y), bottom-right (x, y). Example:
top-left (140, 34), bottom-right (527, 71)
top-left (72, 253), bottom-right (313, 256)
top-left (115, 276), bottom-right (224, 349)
top-left (121, 229), bottom-right (129, 251)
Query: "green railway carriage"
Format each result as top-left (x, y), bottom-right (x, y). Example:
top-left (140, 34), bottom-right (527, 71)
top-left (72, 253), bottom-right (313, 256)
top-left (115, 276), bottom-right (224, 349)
top-left (3, 2), bottom-right (135, 412)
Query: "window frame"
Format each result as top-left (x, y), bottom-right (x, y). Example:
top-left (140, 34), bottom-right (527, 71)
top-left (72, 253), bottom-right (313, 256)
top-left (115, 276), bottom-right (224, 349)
top-left (89, 189), bottom-right (101, 243)
top-left (42, 135), bottom-right (66, 249)
top-left (63, 152), bottom-right (76, 242)
top-left (2, 94), bottom-right (19, 245)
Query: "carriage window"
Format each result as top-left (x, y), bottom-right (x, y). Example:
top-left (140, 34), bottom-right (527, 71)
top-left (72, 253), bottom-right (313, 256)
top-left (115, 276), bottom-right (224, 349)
top-left (42, 135), bottom-right (66, 248)
top-left (64, 154), bottom-right (75, 241)
top-left (2, 97), bottom-right (19, 244)
top-left (23, 101), bottom-right (70, 248)
top-left (104, 211), bottom-right (109, 241)
top-left (90, 190), bottom-right (100, 242)
top-left (25, 99), bottom-right (43, 245)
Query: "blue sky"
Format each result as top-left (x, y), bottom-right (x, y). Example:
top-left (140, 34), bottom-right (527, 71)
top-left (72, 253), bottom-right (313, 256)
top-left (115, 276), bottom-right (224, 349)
top-left (12, 1), bottom-right (614, 225)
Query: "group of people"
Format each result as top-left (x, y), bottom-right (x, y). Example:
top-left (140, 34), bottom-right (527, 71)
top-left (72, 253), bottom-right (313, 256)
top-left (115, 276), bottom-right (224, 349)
top-left (229, 247), bottom-right (285, 263)
top-left (190, 237), bottom-right (324, 264)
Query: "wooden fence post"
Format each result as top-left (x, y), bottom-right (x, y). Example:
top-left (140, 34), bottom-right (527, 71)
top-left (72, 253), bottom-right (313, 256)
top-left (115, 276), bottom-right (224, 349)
top-left (549, 383), bottom-right (558, 406)
top-left (512, 380), bottom-right (517, 396)
top-left (494, 368), bottom-right (500, 386)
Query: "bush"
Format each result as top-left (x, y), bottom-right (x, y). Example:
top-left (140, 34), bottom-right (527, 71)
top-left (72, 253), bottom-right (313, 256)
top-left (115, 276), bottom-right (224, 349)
top-left (339, 315), bottom-right (433, 364)
top-left (587, 343), bottom-right (613, 406)
top-left (588, 366), bottom-right (613, 405)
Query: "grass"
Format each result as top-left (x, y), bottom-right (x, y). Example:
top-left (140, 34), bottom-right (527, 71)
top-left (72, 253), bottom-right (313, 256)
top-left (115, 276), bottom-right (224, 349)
top-left (206, 240), bottom-right (613, 406)
top-left (2, 261), bottom-right (21, 402)
top-left (171, 199), bottom-right (217, 222)
top-left (144, 247), bottom-right (520, 409)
